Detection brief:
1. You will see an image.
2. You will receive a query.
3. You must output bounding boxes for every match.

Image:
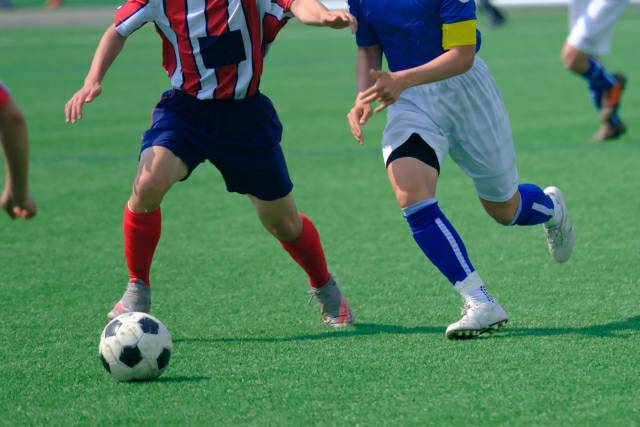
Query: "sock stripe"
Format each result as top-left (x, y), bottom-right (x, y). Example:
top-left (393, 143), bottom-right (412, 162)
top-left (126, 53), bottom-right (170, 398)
top-left (532, 202), bottom-right (555, 217)
top-left (435, 218), bottom-right (473, 276)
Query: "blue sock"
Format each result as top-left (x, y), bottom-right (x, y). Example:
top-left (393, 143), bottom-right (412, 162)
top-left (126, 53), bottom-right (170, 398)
top-left (582, 57), bottom-right (617, 111)
top-left (403, 199), bottom-right (474, 285)
top-left (510, 183), bottom-right (555, 226)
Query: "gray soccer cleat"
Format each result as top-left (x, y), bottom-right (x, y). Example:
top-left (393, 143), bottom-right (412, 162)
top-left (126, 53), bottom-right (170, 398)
top-left (310, 276), bottom-right (354, 328)
top-left (544, 186), bottom-right (575, 263)
top-left (446, 300), bottom-right (509, 340)
top-left (107, 280), bottom-right (151, 321)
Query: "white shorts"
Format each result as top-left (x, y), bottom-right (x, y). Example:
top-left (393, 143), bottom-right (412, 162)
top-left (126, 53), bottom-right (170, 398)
top-left (567, 0), bottom-right (629, 56)
top-left (382, 57), bottom-right (518, 203)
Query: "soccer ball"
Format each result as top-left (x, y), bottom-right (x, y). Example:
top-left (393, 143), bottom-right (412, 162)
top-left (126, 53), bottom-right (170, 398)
top-left (99, 312), bottom-right (172, 381)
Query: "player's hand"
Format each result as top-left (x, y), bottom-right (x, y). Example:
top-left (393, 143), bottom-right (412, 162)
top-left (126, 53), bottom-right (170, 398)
top-left (358, 70), bottom-right (406, 112)
top-left (1, 188), bottom-right (37, 220)
top-left (347, 100), bottom-right (373, 144)
top-left (320, 10), bottom-right (357, 33)
top-left (64, 81), bottom-right (102, 124)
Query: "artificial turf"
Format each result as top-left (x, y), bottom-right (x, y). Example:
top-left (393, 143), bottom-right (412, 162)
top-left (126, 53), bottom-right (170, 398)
top-left (1, 8), bottom-right (639, 426)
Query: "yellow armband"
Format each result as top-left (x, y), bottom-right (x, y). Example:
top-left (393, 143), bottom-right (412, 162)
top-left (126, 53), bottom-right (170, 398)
top-left (442, 20), bottom-right (477, 50)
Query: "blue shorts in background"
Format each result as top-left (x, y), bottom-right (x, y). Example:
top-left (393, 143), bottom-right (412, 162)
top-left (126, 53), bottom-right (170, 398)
top-left (141, 89), bottom-right (293, 201)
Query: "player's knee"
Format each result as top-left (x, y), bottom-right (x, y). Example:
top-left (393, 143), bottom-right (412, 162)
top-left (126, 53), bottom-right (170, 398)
top-left (395, 189), bottom-right (430, 209)
top-left (561, 46), bottom-right (581, 72)
top-left (262, 213), bottom-right (301, 241)
top-left (562, 54), bottom-right (577, 71)
top-left (132, 175), bottom-right (171, 206)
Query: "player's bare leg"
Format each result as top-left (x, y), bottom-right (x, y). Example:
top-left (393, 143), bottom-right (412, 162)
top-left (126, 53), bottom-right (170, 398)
top-left (249, 193), bottom-right (354, 327)
top-left (0, 96), bottom-right (37, 220)
top-left (108, 146), bottom-right (188, 320)
top-left (562, 43), bottom-right (627, 142)
top-left (387, 157), bottom-right (507, 339)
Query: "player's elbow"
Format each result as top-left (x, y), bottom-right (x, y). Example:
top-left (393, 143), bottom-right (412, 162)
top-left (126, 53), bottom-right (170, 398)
top-left (458, 50), bottom-right (475, 73)
top-left (450, 45), bottom-right (475, 74)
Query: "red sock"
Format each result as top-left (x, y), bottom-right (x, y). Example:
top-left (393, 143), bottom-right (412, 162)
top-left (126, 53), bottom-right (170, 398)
top-left (280, 214), bottom-right (331, 288)
top-left (123, 205), bottom-right (161, 286)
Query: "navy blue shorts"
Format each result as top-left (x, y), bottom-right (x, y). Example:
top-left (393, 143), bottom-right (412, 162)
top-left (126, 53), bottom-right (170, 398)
top-left (141, 89), bottom-right (293, 201)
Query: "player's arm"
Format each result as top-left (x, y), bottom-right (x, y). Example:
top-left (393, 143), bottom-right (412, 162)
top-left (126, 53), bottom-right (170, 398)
top-left (289, 0), bottom-right (357, 31)
top-left (64, 25), bottom-right (126, 124)
top-left (359, 0), bottom-right (478, 112)
top-left (359, 44), bottom-right (476, 111)
top-left (0, 98), bottom-right (36, 219)
top-left (347, 44), bottom-right (382, 144)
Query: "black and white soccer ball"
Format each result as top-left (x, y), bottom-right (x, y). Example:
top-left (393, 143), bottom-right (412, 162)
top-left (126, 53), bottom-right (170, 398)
top-left (99, 312), bottom-right (172, 381)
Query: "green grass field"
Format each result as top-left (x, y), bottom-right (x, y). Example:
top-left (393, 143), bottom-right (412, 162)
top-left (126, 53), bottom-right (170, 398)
top-left (1, 8), bottom-right (640, 426)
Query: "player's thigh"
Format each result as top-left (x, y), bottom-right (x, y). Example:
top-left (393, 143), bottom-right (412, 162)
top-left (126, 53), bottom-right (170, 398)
top-left (382, 94), bottom-right (448, 207)
top-left (451, 138), bottom-right (519, 205)
top-left (447, 58), bottom-right (519, 203)
top-left (385, 134), bottom-right (440, 208)
top-left (382, 89), bottom-right (449, 168)
top-left (133, 146), bottom-right (189, 197)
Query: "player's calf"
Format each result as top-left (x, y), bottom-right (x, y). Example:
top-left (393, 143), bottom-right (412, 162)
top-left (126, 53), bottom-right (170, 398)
top-left (480, 196), bottom-right (520, 225)
top-left (593, 73), bottom-right (627, 142)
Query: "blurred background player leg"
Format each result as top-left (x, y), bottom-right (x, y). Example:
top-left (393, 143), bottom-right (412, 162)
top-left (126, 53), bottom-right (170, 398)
top-left (562, 0), bottom-right (630, 142)
top-left (46, 0), bottom-right (62, 9)
top-left (0, 83), bottom-right (37, 220)
top-left (477, 0), bottom-right (507, 28)
top-left (249, 193), bottom-right (354, 327)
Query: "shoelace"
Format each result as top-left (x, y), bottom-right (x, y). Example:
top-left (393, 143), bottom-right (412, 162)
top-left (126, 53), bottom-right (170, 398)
top-left (460, 297), bottom-right (489, 317)
top-left (460, 300), bottom-right (472, 317)
top-left (307, 288), bottom-right (321, 306)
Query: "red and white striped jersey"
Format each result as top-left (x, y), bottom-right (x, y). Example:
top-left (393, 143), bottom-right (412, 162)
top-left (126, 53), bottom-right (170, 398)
top-left (114, 0), bottom-right (294, 100)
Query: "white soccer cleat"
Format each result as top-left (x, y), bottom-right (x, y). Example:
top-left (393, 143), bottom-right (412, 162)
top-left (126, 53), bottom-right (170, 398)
top-left (445, 300), bottom-right (509, 340)
top-left (543, 186), bottom-right (575, 263)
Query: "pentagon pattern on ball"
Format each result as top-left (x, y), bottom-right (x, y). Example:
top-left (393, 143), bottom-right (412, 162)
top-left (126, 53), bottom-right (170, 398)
top-left (99, 354), bottom-right (111, 373)
top-left (119, 346), bottom-right (143, 368)
top-left (104, 319), bottom-right (122, 338)
top-left (138, 316), bottom-right (159, 335)
top-left (157, 348), bottom-right (171, 371)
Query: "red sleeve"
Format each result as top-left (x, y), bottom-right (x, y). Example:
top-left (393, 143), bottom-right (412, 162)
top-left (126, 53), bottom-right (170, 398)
top-left (114, 0), bottom-right (153, 36)
top-left (273, 0), bottom-right (294, 13)
top-left (0, 84), bottom-right (10, 108)
top-left (263, 13), bottom-right (288, 44)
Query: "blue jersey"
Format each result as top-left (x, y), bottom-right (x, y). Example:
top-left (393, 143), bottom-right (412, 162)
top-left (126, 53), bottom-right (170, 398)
top-left (348, 0), bottom-right (481, 72)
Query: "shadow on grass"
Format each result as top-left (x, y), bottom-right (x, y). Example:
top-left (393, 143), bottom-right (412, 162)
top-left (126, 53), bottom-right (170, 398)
top-left (501, 315), bottom-right (640, 339)
top-left (150, 376), bottom-right (210, 383)
top-left (174, 323), bottom-right (442, 344)
top-left (175, 316), bottom-right (640, 344)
